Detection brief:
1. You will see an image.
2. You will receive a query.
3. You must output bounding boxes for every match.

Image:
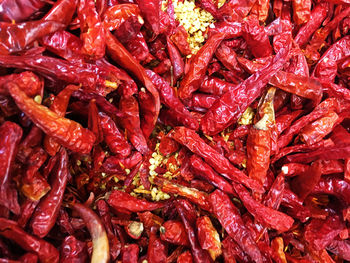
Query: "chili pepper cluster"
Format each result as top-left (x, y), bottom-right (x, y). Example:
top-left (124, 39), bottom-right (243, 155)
top-left (0, 0), bottom-right (349, 262)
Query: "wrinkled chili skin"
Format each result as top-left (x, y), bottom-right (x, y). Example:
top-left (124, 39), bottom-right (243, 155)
top-left (0, 122), bottom-right (22, 215)
top-left (30, 148), bottom-right (68, 238)
top-left (209, 190), bottom-right (263, 263)
top-left (200, 32), bottom-right (291, 135)
top-left (6, 82), bottom-right (96, 154)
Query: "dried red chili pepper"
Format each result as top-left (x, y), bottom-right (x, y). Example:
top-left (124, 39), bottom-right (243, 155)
top-left (209, 190), bottom-right (263, 263)
top-left (201, 32), bottom-right (291, 135)
top-left (0, 20), bottom-right (64, 54)
top-left (105, 31), bottom-right (160, 128)
top-left (0, 218), bottom-right (59, 263)
top-left (70, 202), bottom-right (109, 263)
top-left (178, 33), bottom-right (226, 101)
top-left (6, 82), bottom-right (96, 154)
top-left (0, 121), bottom-right (22, 215)
top-left (30, 148), bottom-right (68, 238)
top-left (242, 15), bottom-right (273, 58)
top-left (43, 0), bottom-right (78, 26)
top-left (119, 94), bottom-right (149, 154)
top-left (78, 0), bottom-right (105, 60)
top-left (99, 112), bottom-right (131, 157)
top-left (154, 178), bottom-right (211, 211)
top-left (196, 216), bottom-right (221, 261)
top-left (166, 37), bottom-right (184, 84)
top-left (108, 190), bottom-right (164, 213)
top-left (160, 220), bottom-right (190, 246)
top-left (147, 227), bottom-right (168, 263)
top-left (43, 85), bottom-right (79, 156)
top-left (170, 126), bottom-right (262, 193)
top-left (232, 183), bottom-right (294, 232)
top-left (175, 199), bottom-right (212, 263)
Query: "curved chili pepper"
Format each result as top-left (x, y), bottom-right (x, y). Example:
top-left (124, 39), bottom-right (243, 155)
top-left (188, 93), bottom-right (218, 111)
top-left (201, 32), bottom-right (291, 135)
top-left (103, 4), bottom-right (141, 31)
top-left (0, 20), bottom-right (64, 54)
top-left (209, 190), bottom-right (263, 263)
top-left (43, 0), bottom-right (78, 26)
top-left (0, 0), bottom-right (46, 23)
top-left (199, 77), bottom-right (236, 96)
top-left (30, 148), bottom-right (68, 238)
top-left (170, 126), bottom-right (262, 193)
top-left (7, 82), bottom-right (96, 154)
top-left (119, 94), bottom-right (149, 154)
top-left (0, 71), bottom-right (43, 98)
top-left (166, 36), bottom-right (184, 83)
top-left (99, 112), bottom-right (131, 158)
top-left (78, 0), bottom-right (105, 60)
top-left (278, 98), bottom-right (340, 150)
top-left (175, 199), bottom-right (212, 263)
top-left (70, 202), bottom-right (109, 263)
top-left (107, 190), bottom-right (164, 213)
top-left (0, 53), bottom-right (120, 92)
top-left (313, 35), bottom-right (350, 79)
top-left (145, 70), bottom-right (199, 130)
top-left (0, 122), bottom-right (22, 215)
top-left (105, 31), bottom-right (160, 130)
top-left (232, 183), bottom-right (294, 232)
top-left (0, 218), bottom-right (59, 263)
top-left (196, 216), bottom-right (222, 261)
top-left (43, 85), bottom-right (79, 156)
top-left (154, 178), bottom-right (211, 211)
top-left (312, 176), bottom-right (350, 205)
top-left (178, 33), bottom-right (226, 101)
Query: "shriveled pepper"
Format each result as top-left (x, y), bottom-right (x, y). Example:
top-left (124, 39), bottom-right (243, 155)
top-left (99, 112), bottom-right (131, 158)
top-left (201, 32), bottom-right (291, 135)
top-left (108, 190), bottom-right (164, 213)
top-left (30, 148), bottom-right (68, 238)
top-left (196, 216), bottom-right (221, 261)
top-left (170, 126), bottom-right (262, 193)
top-left (209, 190), bottom-right (263, 263)
top-left (178, 33), bottom-right (226, 101)
top-left (0, 218), bottom-right (59, 263)
top-left (78, 0), bottom-right (105, 59)
top-left (0, 121), bottom-right (22, 215)
top-left (43, 85), bottom-right (79, 156)
top-left (175, 199), bottom-right (212, 263)
top-left (160, 220), bottom-right (190, 246)
top-left (0, 20), bottom-right (64, 54)
top-left (7, 82), bottom-right (96, 154)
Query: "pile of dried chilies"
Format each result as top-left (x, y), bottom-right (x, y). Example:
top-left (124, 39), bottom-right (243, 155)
top-left (0, 0), bottom-right (349, 262)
